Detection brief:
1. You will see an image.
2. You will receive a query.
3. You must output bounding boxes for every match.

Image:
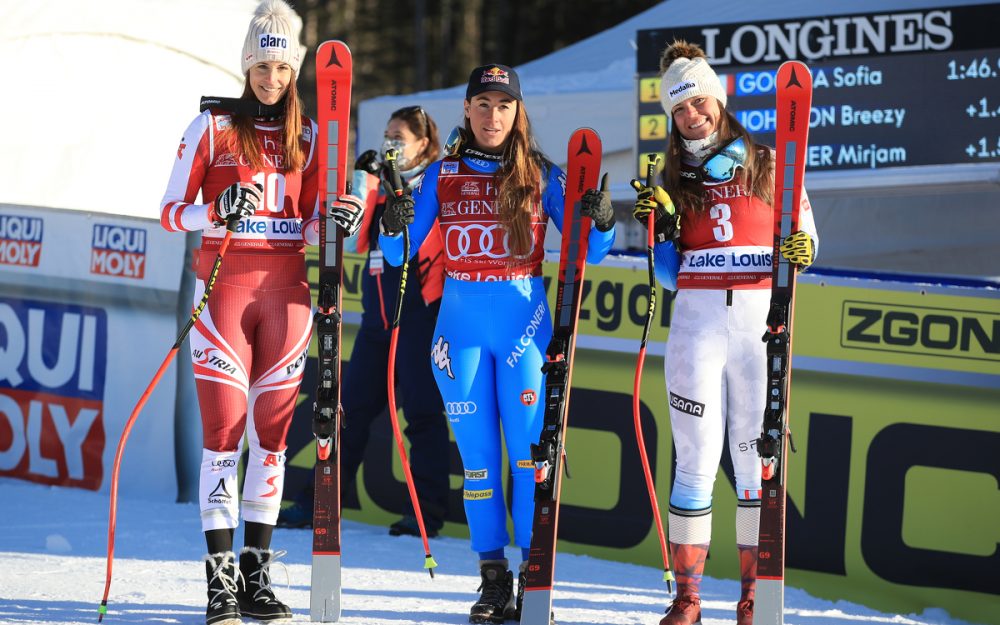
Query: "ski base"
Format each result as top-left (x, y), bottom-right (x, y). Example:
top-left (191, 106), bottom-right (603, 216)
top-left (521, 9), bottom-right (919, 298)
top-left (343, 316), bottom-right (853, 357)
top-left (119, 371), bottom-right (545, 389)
top-left (310, 552), bottom-right (342, 622)
top-left (754, 577), bottom-right (784, 625)
top-left (520, 587), bottom-right (553, 625)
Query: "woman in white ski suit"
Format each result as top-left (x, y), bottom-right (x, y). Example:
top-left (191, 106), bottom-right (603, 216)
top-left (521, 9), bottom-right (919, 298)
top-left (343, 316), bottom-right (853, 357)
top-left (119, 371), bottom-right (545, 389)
top-left (631, 40), bottom-right (818, 625)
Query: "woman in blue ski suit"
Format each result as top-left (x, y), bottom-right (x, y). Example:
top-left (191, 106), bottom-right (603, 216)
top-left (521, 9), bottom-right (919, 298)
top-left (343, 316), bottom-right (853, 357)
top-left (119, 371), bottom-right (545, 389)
top-left (379, 64), bottom-right (616, 623)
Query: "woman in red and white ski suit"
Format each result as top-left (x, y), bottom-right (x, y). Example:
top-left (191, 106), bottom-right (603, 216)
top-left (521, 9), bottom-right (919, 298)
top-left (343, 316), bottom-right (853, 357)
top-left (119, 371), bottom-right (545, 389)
top-left (158, 2), bottom-right (362, 623)
top-left (632, 41), bottom-right (818, 625)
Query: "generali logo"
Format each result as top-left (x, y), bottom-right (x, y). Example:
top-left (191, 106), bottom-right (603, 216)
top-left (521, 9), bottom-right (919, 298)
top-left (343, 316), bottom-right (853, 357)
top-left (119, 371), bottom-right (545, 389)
top-left (90, 224), bottom-right (147, 280)
top-left (0, 214), bottom-right (43, 267)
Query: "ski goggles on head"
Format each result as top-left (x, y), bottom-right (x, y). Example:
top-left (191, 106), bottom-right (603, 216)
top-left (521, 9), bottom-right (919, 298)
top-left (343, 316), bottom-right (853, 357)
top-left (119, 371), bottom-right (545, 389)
top-left (700, 136), bottom-right (747, 183)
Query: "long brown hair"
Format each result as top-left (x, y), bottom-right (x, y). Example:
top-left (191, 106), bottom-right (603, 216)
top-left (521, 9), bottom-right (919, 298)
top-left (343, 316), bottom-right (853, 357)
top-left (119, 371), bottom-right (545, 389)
top-left (391, 105), bottom-right (441, 166)
top-left (464, 101), bottom-right (541, 259)
top-left (663, 108), bottom-right (773, 213)
top-left (227, 72), bottom-right (305, 173)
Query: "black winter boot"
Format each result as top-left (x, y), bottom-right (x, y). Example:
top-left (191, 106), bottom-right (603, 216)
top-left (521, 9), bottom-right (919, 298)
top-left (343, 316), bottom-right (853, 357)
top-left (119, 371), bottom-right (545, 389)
top-left (469, 560), bottom-right (514, 624)
top-left (204, 551), bottom-right (242, 625)
top-left (237, 547), bottom-right (292, 622)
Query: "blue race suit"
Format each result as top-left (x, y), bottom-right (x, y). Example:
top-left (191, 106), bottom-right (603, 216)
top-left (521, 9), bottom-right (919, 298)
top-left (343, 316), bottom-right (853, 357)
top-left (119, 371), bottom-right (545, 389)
top-left (379, 151), bottom-right (614, 553)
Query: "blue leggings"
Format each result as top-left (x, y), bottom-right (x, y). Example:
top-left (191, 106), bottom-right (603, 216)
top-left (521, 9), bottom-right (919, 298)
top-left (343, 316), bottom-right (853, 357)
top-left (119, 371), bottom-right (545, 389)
top-left (430, 276), bottom-right (551, 553)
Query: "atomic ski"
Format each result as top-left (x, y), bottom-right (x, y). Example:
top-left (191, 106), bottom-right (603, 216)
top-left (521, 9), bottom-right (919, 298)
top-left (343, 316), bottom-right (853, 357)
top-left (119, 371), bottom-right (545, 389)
top-left (521, 128), bottom-right (602, 625)
top-left (311, 39), bottom-right (352, 623)
top-left (754, 60), bottom-right (813, 625)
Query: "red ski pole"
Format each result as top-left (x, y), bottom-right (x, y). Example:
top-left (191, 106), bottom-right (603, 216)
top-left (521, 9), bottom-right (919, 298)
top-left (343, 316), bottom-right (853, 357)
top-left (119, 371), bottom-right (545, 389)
top-left (382, 148), bottom-right (437, 577)
top-left (632, 153), bottom-right (674, 593)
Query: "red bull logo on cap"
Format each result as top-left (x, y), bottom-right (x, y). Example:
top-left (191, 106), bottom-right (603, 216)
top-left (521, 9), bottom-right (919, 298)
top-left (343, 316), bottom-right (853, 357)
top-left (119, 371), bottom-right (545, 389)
top-left (481, 66), bottom-right (510, 85)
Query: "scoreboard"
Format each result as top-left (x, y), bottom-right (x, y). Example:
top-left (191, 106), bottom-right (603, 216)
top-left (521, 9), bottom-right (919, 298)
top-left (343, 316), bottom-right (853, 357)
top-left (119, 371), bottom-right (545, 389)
top-left (635, 4), bottom-right (1000, 177)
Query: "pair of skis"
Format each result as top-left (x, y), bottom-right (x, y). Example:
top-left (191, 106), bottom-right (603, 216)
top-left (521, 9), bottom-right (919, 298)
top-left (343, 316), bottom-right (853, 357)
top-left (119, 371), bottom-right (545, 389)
top-left (754, 60), bottom-right (813, 625)
top-left (311, 41), bottom-right (436, 622)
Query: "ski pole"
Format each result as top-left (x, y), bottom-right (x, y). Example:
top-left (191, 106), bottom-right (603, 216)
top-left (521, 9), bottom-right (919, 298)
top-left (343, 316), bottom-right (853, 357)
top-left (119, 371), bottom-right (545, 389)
top-left (98, 215), bottom-right (242, 622)
top-left (632, 153), bottom-right (674, 593)
top-left (382, 148), bottom-right (438, 577)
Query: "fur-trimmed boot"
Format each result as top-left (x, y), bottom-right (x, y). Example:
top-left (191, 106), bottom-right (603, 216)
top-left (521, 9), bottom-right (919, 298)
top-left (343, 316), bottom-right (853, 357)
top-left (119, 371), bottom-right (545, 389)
top-left (736, 545), bottom-right (757, 625)
top-left (236, 547), bottom-right (291, 622)
top-left (205, 551), bottom-right (242, 625)
top-left (659, 542), bottom-right (708, 625)
top-left (469, 559), bottom-right (514, 624)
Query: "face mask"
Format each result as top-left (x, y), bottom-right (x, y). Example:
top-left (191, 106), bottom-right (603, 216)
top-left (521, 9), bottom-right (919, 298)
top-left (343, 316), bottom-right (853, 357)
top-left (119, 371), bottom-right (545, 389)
top-left (381, 139), bottom-right (411, 170)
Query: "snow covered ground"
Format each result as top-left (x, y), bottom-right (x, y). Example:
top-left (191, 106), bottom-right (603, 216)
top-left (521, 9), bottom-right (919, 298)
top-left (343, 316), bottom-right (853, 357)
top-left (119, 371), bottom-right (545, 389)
top-left (0, 479), bottom-right (978, 625)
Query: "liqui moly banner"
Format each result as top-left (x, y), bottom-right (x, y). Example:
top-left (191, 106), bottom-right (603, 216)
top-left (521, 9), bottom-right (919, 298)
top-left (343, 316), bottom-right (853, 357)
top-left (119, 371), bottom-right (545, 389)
top-left (0, 206), bottom-right (182, 290)
top-left (0, 204), bottom-right (186, 499)
top-left (0, 297), bottom-right (108, 489)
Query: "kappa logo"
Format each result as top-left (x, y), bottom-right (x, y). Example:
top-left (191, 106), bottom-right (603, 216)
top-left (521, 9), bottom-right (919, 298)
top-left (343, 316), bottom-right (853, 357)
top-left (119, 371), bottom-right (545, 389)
top-left (431, 335), bottom-right (455, 379)
top-left (207, 478), bottom-right (233, 503)
top-left (464, 468), bottom-right (488, 480)
top-left (669, 391), bottom-right (705, 417)
top-left (520, 389), bottom-right (537, 406)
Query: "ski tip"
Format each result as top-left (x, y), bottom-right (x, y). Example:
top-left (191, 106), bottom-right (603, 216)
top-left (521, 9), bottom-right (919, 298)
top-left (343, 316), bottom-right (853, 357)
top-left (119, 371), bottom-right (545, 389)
top-left (425, 554), bottom-right (438, 576)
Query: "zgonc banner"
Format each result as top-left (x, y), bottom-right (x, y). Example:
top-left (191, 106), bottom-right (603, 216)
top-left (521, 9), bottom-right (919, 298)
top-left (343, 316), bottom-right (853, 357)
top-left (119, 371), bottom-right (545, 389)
top-left (280, 252), bottom-right (999, 625)
top-left (0, 205), bottom-right (186, 500)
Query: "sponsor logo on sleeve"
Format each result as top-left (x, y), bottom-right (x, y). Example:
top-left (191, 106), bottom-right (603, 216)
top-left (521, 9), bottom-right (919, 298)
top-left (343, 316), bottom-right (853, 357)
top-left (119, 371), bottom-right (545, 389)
top-left (516, 459), bottom-right (534, 469)
top-left (0, 297), bottom-right (108, 490)
top-left (0, 214), bottom-right (43, 267)
top-left (442, 161), bottom-right (459, 175)
top-left (91, 224), bottom-right (147, 279)
top-left (520, 389), bottom-right (537, 406)
top-left (669, 391), bottom-right (705, 417)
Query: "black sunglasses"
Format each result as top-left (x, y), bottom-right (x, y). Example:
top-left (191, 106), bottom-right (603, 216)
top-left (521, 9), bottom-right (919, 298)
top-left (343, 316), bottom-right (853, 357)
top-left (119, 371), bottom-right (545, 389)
top-left (392, 105), bottom-right (429, 136)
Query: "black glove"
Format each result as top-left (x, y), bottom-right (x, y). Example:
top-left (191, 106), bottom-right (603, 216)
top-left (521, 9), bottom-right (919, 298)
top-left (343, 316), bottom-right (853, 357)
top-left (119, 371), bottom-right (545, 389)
top-left (630, 179), bottom-right (679, 244)
top-left (212, 182), bottom-right (263, 226)
top-left (579, 173), bottom-right (615, 232)
top-left (379, 192), bottom-right (415, 235)
top-left (354, 149), bottom-right (380, 176)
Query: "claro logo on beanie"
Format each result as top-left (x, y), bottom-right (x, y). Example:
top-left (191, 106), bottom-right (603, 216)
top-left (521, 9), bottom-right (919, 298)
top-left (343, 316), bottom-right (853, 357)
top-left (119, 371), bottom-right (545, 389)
top-left (481, 66), bottom-right (510, 85)
top-left (259, 33), bottom-right (289, 50)
top-left (668, 80), bottom-right (698, 101)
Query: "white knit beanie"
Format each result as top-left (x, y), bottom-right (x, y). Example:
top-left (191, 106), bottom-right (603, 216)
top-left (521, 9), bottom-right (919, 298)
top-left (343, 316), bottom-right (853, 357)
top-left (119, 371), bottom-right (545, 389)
top-left (659, 42), bottom-right (727, 113)
top-left (241, 0), bottom-right (304, 75)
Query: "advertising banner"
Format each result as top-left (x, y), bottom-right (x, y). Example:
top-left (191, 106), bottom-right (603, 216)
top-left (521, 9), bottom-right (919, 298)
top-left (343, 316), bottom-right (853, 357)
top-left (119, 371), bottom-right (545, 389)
top-left (0, 205), bottom-right (187, 499)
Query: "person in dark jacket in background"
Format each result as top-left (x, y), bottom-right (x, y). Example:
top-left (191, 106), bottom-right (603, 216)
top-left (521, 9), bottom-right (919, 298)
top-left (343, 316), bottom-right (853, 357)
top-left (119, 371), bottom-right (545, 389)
top-left (278, 105), bottom-right (450, 537)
